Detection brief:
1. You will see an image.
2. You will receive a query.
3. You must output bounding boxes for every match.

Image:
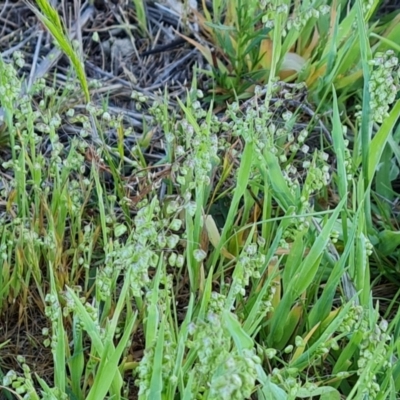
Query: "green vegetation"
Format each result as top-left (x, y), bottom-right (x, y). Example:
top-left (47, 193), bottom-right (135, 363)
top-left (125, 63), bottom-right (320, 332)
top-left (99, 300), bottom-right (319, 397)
top-left (1, 0), bottom-right (400, 399)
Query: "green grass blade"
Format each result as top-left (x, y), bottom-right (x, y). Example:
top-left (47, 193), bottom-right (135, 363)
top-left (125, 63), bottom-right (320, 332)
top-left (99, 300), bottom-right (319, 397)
top-left (368, 99), bottom-right (400, 180)
top-left (147, 321), bottom-right (165, 400)
top-left (210, 140), bottom-right (254, 266)
top-left (222, 310), bottom-right (253, 352)
top-left (269, 197), bottom-right (345, 345)
top-left (261, 149), bottom-right (296, 210)
top-left (69, 316), bottom-right (84, 400)
top-left (87, 312), bottom-right (136, 400)
top-left (28, 0), bottom-right (90, 102)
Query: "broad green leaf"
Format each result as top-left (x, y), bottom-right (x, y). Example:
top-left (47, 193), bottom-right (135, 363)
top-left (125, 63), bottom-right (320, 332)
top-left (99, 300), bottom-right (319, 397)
top-left (65, 287), bottom-right (123, 395)
top-left (87, 312), bottom-right (136, 400)
top-left (281, 230), bottom-right (306, 292)
top-left (368, 99), bottom-right (400, 181)
top-left (257, 365), bottom-right (288, 400)
top-left (222, 310), bottom-right (253, 351)
top-left (296, 386), bottom-right (341, 399)
top-left (331, 86), bottom-right (347, 199)
top-left (69, 316), bottom-right (84, 399)
top-left (261, 149), bottom-right (295, 210)
top-left (378, 230), bottom-right (400, 256)
top-left (332, 330), bottom-right (363, 379)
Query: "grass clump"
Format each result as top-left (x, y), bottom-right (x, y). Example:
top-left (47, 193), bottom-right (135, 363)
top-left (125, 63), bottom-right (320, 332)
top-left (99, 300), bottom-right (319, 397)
top-left (0, 0), bottom-right (400, 399)
top-left (192, 0), bottom-right (400, 108)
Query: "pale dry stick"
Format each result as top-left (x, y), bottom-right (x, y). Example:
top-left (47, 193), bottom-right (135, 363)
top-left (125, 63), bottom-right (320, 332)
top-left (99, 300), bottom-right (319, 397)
top-left (84, 60), bottom-right (167, 98)
top-left (111, 3), bottom-right (142, 64)
top-left (73, 102), bottom-right (152, 128)
top-left (0, 4), bottom-right (95, 128)
top-left (0, 0), bottom-right (9, 19)
top-left (152, 3), bottom-right (188, 34)
top-left (72, 1), bottom-right (100, 143)
top-left (74, 0), bottom-right (85, 54)
top-left (154, 48), bottom-right (198, 84)
top-left (0, 29), bottom-right (38, 58)
top-left (27, 30), bottom-right (44, 92)
top-left (0, 386), bottom-right (24, 400)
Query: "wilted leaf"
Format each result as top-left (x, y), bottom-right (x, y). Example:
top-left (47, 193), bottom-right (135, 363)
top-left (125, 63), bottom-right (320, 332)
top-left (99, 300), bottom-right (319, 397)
top-left (204, 214), bottom-right (235, 260)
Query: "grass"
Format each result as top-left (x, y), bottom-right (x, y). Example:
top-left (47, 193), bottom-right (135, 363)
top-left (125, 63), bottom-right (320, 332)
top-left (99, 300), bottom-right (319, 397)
top-left (1, 0), bottom-right (400, 399)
